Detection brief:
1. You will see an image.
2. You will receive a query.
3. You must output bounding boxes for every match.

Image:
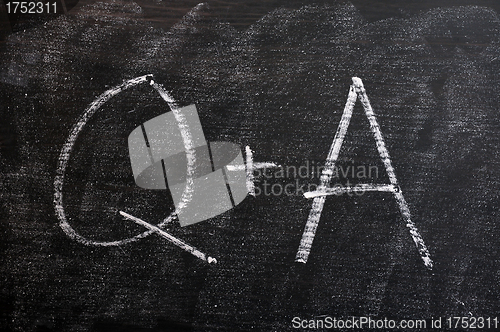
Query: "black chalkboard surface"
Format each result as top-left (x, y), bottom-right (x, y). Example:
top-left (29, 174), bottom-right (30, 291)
top-left (2, 1), bottom-right (500, 331)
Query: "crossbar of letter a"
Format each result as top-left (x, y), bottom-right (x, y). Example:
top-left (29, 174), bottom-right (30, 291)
top-left (295, 77), bottom-right (433, 270)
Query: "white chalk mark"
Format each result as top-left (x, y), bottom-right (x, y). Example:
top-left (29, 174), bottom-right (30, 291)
top-left (353, 78), bottom-right (433, 270)
top-left (55, 75), bottom-right (152, 246)
top-left (452, 296), bottom-right (473, 316)
top-left (150, 82), bottom-right (197, 227)
top-left (254, 162), bottom-right (280, 168)
top-left (120, 211), bottom-right (217, 264)
top-left (54, 75), bottom-right (197, 246)
top-left (226, 162), bottom-right (279, 171)
top-left (295, 83), bottom-right (357, 264)
top-left (245, 146), bottom-right (256, 196)
top-left (295, 77), bottom-right (433, 270)
top-left (304, 184), bottom-right (397, 199)
top-left (229, 145), bottom-right (278, 197)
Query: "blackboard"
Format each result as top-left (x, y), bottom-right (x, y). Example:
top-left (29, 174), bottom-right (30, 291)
top-left (2, 0), bottom-right (500, 331)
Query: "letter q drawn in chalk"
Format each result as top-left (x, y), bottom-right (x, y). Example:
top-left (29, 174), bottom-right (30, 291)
top-left (54, 75), bottom-right (250, 263)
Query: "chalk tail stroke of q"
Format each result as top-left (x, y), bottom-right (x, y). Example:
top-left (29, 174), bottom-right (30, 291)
top-left (119, 211), bottom-right (217, 264)
top-left (295, 77), bottom-right (433, 270)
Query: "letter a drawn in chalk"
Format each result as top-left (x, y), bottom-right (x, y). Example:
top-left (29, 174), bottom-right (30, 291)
top-left (296, 77), bottom-right (433, 270)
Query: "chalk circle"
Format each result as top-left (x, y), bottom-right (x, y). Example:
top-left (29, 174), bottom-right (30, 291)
top-left (54, 75), bottom-right (196, 246)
